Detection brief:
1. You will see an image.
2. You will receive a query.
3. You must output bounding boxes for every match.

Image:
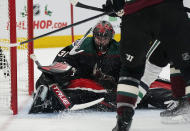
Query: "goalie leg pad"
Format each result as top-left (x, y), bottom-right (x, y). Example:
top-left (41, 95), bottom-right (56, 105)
top-left (29, 85), bottom-right (49, 114)
top-left (38, 85), bottom-right (48, 101)
top-left (50, 84), bottom-right (73, 109)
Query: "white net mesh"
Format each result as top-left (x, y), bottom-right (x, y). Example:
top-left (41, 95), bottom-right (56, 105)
top-left (17, 44), bottom-right (29, 93)
top-left (0, 47), bottom-right (11, 113)
top-left (0, 0), bottom-right (12, 114)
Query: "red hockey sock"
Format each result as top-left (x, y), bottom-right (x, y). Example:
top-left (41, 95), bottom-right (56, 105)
top-left (170, 75), bottom-right (185, 99)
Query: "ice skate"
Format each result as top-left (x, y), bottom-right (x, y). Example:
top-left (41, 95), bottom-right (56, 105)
top-left (112, 107), bottom-right (134, 131)
top-left (160, 98), bottom-right (190, 124)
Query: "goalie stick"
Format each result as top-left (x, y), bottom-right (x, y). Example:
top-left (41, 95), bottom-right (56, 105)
top-left (30, 28), bottom-right (92, 65)
top-left (0, 11), bottom-right (109, 48)
top-left (0, 1), bottom-right (114, 48)
top-left (70, 0), bottom-right (190, 13)
top-left (30, 27), bottom-right (93, 66)
top-left (30, 54), bottom-right (41, 67)
top-left (70, 98), bottom-right (104, 110)
top-left (69, 0), bottom-right (104, 12)
top-left (69, 27), bottom-right (93, 55)
top-left (29, 24), bottom-right (94, 68)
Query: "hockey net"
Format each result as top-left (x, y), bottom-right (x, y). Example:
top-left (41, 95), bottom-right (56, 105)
top-left (0, 0), bottom-right (34, 115)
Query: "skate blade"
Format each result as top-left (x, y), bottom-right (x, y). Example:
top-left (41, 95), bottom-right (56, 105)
top-left (161, 114), bottom-right (190, 124)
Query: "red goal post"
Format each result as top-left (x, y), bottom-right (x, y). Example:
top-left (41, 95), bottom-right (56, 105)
top-left (0, 0), bottom-right (34, 115)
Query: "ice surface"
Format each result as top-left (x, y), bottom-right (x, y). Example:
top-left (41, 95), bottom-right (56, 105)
top-left (1, 96), bottom-right (190, 131)
top-left (0, 48), bottom-right (189, 131)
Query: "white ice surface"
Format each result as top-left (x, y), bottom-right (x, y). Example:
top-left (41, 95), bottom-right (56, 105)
top-left (0, 48), bottom-right (190, 131)
top-left (1, 96), bottom-right (190, 131)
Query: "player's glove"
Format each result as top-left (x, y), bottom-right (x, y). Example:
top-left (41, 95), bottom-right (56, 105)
top-left (102, 0), bottom-right (126, 17)
top-left (102, 0), bottom-right (117, 17)
top-left (164, 100), bottom-right (179, 110)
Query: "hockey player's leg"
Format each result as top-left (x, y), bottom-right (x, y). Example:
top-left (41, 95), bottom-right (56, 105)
top-left (160, 67), bottom-right (190, 124)
top-left (136, 40), bottom-right (169, 107)
top-left (112, 107), bottom-right (134, 131)
top-left (113, 82), bottom-right (137, 131)
top-left (113, 64), bottom-right (144, 131)
top-left (136, 60), bottom-right (163, 107)
top-left (169, 64), bottom-right (185, 99)
top-left (160, 66), bottom-right (185, 115)
top-left (160, 97), bottom-right (190, 124)
top-left (113, 13), bottom-right (154, 130)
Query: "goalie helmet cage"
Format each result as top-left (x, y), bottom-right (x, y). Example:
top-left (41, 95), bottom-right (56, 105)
top-left (0, 0), bottom-right (34, 115)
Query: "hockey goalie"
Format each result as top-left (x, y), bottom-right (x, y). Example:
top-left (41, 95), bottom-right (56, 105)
top-left (29, 21), bottom-right (174, 114)
top-left (29, 60), bottom-right (174, 114)
top-left (29, 20), bottom-right (121, 113)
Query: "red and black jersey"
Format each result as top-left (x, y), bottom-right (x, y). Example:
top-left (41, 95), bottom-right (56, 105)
top-left (124, 0), bottom-right (164, 15)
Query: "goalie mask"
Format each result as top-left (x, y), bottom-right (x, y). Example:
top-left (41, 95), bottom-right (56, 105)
top-left (93, 21), bottom-right (115, 54)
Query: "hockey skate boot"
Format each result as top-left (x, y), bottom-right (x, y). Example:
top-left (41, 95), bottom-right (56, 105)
top-left (112, 107), bottom-right (134, 131)
top-left (160, 97), bottom-right (190, 124)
